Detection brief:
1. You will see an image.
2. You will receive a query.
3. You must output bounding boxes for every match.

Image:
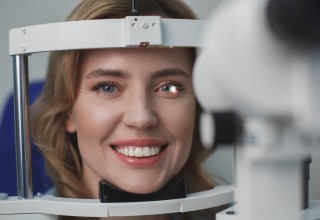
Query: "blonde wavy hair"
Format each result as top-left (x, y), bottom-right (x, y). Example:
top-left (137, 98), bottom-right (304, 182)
top-left (31, 0), bottom-right (217, 219)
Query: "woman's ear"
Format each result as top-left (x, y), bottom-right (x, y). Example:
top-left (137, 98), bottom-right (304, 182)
top-left (66, 112), bottom-right (77, 133)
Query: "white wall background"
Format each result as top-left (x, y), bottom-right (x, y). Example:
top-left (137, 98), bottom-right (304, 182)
top-left (0, 0), bottom-right (318, 200)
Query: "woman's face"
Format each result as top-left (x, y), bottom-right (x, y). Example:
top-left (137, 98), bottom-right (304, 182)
top-left (66, 48), bottom-right (195, 197)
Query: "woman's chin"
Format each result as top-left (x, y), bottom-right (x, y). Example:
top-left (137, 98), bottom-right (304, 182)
top-left (119, 182), bottom-right (164, 194)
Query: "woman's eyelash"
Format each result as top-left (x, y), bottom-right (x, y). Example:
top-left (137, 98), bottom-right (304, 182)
top-left (90, 80), bottom-right (183, 94)
top-left (161, 81), bottom-right (184, 90)
top-left (91, 81), bottom-right (117, 92)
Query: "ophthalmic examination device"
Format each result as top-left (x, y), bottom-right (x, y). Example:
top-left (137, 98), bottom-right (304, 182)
top-left (193, 0), bottom-right (320, 219)
top-left (1, 0), bottom-right (320, 219)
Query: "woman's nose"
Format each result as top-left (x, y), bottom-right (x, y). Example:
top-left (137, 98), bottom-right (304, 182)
top-left (123, 96), bottom-right (158, 130)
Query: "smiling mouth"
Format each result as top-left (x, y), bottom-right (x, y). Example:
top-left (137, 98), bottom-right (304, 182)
top-left (111, 145), bottom-right (168, 158)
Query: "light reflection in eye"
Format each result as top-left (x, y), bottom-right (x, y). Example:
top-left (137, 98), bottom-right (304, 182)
top-left (160, 85), bottom-right (179, 93)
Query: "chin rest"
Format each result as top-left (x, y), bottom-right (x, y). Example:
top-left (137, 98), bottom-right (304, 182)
top-left (99, 176), bottom-right (186, 203)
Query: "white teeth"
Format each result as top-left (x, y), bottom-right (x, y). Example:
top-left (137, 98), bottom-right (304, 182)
top-left (129, 148), bottom-right (135, 156)
top-left (142, 147), bottom-right (151, 157)
top-left (150, 147), bottom-right (156, 156)
top-left (134, 148), bottom-right (143, 157)
top-left (116, 146), bottom-right (163, 157)
top-left (123, 148), bottom-right (129, 156)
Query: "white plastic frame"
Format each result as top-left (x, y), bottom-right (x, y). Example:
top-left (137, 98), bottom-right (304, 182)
top-left (0, 186), bottom-right (234, 217)
top-left (9, 16), bottom-right (204, 55)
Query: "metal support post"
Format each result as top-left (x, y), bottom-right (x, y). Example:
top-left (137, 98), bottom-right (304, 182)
top-left (12, 55), bottom-right (33, 199)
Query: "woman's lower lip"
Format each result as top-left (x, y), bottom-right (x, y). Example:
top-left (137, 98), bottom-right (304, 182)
top-left (113, 147), bottom-right (168, 167)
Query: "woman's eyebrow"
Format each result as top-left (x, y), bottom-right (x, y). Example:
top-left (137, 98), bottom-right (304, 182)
top-left (85, 69), bottom-right (129, 79)
top-left (151, 68), bottom-right (190, 79)
top-left (85, 68), bottom-right (189, 79)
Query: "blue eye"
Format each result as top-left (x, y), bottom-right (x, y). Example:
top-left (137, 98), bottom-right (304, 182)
top-left (101, 84), bottom-right (116, 93)
top-left (92, 81), bottom-right (118, 94)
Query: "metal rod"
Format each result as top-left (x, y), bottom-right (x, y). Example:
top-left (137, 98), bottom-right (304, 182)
top-left (131, 0), bottom-right (138, 15)
top-left (13, 55), bottom-right (33, 199)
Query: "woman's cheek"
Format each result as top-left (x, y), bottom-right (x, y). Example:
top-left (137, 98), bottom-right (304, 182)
top-left (158, 97), bottom-right (195, 145)
top-left (73, 99), bottom-right (123, 137)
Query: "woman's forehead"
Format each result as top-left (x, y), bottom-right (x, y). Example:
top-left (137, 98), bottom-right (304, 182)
top-left (80, 47), bottom-right (192, 59)
top-left (78, 48), bottom-right (194, 75)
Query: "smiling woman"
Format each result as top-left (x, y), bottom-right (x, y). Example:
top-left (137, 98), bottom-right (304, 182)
top-left (30, 1), bottom-right (218, 220)
top-left (67, 48), bottom-right (195, 196)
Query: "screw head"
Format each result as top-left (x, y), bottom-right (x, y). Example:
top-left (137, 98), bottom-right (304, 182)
top-left (142, 22), bottom-right (149, 29)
